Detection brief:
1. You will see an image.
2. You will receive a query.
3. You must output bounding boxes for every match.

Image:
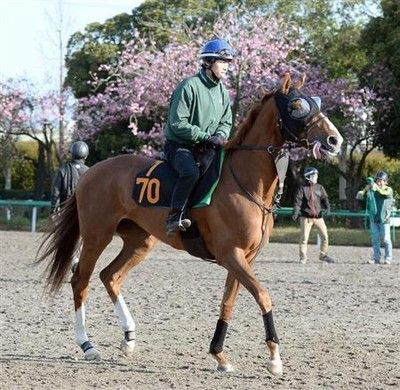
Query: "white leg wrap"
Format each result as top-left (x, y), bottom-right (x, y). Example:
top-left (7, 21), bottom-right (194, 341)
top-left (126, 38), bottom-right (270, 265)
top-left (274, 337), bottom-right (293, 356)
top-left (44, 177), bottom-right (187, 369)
top-left (75, 304), bottom-right (100, 360)
top-left (75, 305), bottom-right (89, 345)
top-left (114, 294), bottom-right (136, 332)
top-left (115, 294), bottom-right (136, 357)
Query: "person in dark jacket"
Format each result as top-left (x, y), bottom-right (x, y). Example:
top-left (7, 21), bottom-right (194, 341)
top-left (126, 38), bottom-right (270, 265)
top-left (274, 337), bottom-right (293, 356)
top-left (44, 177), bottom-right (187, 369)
top-left (50, 141), bottom-right (89, 213)
top-left (292, 167), bottom-right (334, 264)
top-left (163, 38), bottom-right (234, 236)
top-left (51, 141), bottom-right (89, 273)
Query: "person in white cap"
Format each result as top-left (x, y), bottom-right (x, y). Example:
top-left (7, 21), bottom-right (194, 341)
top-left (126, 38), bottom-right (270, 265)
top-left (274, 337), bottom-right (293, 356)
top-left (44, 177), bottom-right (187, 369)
top-left (292, 167), bottom-right (334, 264)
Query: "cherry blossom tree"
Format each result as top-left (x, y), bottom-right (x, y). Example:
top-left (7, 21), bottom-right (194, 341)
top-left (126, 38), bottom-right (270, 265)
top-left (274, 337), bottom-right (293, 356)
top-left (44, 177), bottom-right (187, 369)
top-left (75, 12), bottom-right (382, 152)
top-left (0, 81), bottom-right (30, 190)
top-left (0, 79), bottom-right (75, 198)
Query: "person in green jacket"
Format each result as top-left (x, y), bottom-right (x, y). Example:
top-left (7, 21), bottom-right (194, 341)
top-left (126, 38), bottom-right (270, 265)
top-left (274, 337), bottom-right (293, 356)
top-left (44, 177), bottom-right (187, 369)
top-left (357, 171), bottom-right (394, 264)
top-left (163, 38), bottom-right (234, 235)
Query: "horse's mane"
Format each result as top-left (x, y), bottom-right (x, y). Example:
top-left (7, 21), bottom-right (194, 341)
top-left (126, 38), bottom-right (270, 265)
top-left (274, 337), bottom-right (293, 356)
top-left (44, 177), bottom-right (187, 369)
top-left (225, 90), bottom-right (275, 149)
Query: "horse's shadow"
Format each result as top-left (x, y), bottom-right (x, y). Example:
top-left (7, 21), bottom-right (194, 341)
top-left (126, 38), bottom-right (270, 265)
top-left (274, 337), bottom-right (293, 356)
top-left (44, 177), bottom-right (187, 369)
top-left (0, 353), bottom-right (262, 377)
top-left (0, 353), bottom-right (124, 367)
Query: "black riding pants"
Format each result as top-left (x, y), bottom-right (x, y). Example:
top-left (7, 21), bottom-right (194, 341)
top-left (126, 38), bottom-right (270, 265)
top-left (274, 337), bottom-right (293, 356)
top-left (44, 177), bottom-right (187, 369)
top-left (164, 141), bottom-right (200, 211)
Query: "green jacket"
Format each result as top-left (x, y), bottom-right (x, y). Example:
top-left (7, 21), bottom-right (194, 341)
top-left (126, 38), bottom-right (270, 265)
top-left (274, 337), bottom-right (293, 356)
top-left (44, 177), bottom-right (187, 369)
top-left (164, 69), bottom-right (232, 145)
top-left (364, 184), bottom-right (394, 223)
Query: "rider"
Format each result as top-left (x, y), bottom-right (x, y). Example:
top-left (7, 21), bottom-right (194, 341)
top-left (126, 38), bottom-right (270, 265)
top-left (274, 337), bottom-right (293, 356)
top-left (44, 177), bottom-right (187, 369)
top-left (163, 38), bottom-right (234, 235)
top-left (50, 140), bottom-right (90, 213)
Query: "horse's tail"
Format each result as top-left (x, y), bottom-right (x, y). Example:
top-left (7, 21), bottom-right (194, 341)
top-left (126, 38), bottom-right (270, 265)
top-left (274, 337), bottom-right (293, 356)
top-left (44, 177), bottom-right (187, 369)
top-left (36, 194), bottom-right (80, 295)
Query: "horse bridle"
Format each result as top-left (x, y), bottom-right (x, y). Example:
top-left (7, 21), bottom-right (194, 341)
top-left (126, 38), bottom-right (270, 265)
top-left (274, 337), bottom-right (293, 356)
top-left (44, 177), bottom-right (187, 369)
top-left (228, 93), bottom-right (326, 223)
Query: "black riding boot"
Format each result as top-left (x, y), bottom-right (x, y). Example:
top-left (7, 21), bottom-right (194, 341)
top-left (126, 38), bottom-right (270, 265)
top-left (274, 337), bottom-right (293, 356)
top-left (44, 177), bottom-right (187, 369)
top-left (166, 209), bottom-right (191, 236)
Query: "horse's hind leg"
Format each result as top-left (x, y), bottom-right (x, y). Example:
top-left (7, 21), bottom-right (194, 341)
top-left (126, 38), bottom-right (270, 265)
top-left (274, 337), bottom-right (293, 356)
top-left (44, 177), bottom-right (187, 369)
top-left (71, 232), bottom-right (113, 360)
top-left (99, 220), bottom-right (156, 357)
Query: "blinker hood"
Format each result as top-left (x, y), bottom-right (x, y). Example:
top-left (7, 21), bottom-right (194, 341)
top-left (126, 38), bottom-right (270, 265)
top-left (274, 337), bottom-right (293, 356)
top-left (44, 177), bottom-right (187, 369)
top-left (275, 88), bottom-right (321, 141)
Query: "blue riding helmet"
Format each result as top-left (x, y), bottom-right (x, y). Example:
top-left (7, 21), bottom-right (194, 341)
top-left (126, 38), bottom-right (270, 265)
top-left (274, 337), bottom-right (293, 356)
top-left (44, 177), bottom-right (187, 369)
top-left (200, 38), bottom-right (234, 61)
top-left (304, 167), bottom-right (318, 178)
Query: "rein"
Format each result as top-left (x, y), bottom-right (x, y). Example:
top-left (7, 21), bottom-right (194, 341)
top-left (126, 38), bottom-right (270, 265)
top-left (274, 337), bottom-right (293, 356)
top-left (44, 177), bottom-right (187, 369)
top-left (227, 142), bottom-right (293, 214)
top-left (227, 134), bottom-right (315, 212)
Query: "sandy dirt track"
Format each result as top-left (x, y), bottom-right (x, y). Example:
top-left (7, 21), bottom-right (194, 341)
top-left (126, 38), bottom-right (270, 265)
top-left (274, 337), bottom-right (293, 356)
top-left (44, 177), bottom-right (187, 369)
top-left (1, 231), bottom-right (399, 389)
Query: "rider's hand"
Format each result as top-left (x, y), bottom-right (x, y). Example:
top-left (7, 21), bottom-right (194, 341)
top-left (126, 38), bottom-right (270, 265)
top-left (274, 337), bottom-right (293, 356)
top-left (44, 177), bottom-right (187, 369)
top-left (205, 135), bottom-right (225, 148)
top-left (292, 214), bottom-right (298, 222)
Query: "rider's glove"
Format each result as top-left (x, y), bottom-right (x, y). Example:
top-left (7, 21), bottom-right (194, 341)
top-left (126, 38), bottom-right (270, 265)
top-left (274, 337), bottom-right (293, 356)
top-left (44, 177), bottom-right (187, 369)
top-left (205, 135), bottom-right (225, 149)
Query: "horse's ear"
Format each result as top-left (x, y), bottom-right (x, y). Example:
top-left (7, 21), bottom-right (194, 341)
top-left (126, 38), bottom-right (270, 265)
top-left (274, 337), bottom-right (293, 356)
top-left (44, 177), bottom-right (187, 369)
top-left (294, 73), bottom-right (306, 90)
top-left (280, 73), bottom-right (291, 94)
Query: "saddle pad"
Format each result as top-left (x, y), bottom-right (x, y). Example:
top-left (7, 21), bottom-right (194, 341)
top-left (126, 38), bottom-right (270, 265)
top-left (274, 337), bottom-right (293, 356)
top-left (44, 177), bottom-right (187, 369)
top-left (132, 149), bottom-right (225, 209)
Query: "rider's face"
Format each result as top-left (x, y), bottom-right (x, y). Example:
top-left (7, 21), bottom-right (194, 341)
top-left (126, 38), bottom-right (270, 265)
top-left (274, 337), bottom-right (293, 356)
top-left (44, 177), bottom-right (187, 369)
top-left (308, 174), bottom-right (318, 184)
top-left (375, 178), bottom-right (386, 187)
top-left (211, 60), bottom-right (230, 79)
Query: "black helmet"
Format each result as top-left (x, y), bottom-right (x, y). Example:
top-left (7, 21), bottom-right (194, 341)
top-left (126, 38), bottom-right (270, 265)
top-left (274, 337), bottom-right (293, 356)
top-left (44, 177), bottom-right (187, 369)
top-left (70, 141), bottom-right (89, 159)
top-left (375, 170), bottom-right (388, 182)
top-left (304, 167), bottom-right (318, 178)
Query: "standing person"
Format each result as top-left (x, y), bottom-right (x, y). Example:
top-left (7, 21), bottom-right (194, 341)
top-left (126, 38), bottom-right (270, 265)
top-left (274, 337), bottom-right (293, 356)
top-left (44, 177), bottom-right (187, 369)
top-left (292, 167), bottom-right (334, 264)
top-left (357, 171), bottom-right (393, 264)
top-left (163, 38), bottom-right (234, 236)
top-left (50, 140), bottom-right (90, 213)
top-left (50, 140), bottom-right (89, 273)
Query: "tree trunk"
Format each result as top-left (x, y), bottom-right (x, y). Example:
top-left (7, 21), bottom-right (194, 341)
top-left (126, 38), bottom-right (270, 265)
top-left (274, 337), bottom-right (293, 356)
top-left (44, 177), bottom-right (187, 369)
top-left (344, 170), bottom-right (364, 228)
top-left (4, 165), bottom-right (12, 190)
top-left (338, 141), bottom-right (347, 208)
top-left (34, 142), bottom-right (46, 200)
top-left (284, 161), bottom-right (302, 205)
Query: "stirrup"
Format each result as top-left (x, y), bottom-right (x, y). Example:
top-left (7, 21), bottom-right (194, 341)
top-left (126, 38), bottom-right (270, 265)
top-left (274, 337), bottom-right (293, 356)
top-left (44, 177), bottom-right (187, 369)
top-left (166, 210), bottom-right (191, 235)
top-left (178, 214), bottom-right (191, 231)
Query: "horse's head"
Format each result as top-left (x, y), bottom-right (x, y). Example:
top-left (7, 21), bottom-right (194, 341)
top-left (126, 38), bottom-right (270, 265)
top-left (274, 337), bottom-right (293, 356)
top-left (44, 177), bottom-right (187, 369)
top-left (274, 73), bottom-right (343, 158)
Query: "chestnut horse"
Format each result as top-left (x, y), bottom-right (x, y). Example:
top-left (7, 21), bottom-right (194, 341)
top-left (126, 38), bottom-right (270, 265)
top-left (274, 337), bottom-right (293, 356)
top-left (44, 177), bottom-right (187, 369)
top-left (37, 74), bottom-right (343, 376)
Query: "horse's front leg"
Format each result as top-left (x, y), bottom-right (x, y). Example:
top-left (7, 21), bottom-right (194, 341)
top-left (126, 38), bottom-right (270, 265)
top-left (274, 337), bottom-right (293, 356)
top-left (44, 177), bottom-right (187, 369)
top-left (210, 272), bottom-right (240, 372)
top-left (217, 248), bottom-right (283, 376)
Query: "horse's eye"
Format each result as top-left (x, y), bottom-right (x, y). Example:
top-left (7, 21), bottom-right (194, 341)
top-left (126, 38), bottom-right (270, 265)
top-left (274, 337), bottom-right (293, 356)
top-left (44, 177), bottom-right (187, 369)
top-left (288, 98), bottom-right (310, 119)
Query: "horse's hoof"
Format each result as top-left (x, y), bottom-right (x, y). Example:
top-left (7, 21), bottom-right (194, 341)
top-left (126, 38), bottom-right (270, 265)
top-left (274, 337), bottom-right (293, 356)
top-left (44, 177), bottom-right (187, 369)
top-left (120, 338), bottom-right (135, 357)
top-left (267, 358), bottom-right (283, 376)
top-left (84, 348), bottom-right (100, 361)
top-left (217, 363), bottom-right (234, 373)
